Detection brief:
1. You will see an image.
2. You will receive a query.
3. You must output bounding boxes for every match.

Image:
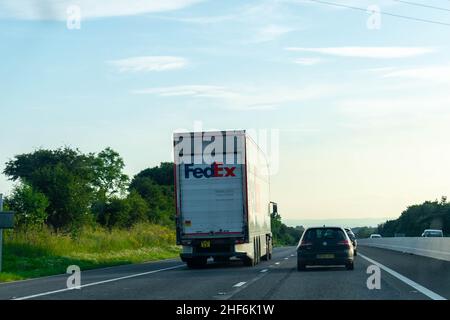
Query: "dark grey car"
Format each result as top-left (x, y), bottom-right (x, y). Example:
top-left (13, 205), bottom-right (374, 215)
top-left (297, 227), bottom-right (355, 271)
top-left (344, 228), bottom-right (357, 256)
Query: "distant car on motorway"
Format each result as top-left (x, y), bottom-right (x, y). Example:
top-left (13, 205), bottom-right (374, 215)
top-left (369, 234), bottom-right (382, 239)
top-left (421, 229), bottom-right (444, 237)
top-left (344, 228), bottom-right (357, 256)
top-left (297, 227), bottom-right (355, 271)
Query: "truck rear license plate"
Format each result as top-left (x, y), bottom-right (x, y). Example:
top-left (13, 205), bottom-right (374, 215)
top-left (200, 241), bottom-right (211, 248)
top-left (317, 254), bottom-right (335, 259)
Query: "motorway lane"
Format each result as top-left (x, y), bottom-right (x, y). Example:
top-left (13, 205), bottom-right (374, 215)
top-left (231, 249), bottom-right (426, 300)
top-left (31, 247), bottom-right (294, 300)
top-left (357, 245), bottom-right (450, 299)
top-left (0, 246), bottom-right (446, 300)
top-left (0, 258), bottom-right (184, 300)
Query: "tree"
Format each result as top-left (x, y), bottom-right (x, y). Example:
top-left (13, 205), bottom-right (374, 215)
top-left (376, 197), bottom-right (450, 237)
top-left (96, 191), bottom-right (149, 229)
top-left (4, 148), bottom-right (95, 230)
top-left (7, 183), bottom-right (49, 228)
top-left (354, 226), bottom-right (377, 238)
top-left (270, 211), bottom-right (302, 246)
top-left (130, 163), bottom-right (175, 226)
top-left (132, 162), bottom-right (173, 186)
top-left (3, 147), bottom-right (129, 231)
top-left (92, 147), bottom-right (129, 199)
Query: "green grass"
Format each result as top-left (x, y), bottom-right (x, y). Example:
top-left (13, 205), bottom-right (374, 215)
top-left (0, 223), bottom-right (180, 282)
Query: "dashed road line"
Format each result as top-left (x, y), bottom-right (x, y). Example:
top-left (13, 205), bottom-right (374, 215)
top-left (233, 282), bottom-right (247, 288)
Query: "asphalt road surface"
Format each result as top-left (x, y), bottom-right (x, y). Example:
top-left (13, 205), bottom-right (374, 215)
top-left (1, 246), bottom-right (449, 300)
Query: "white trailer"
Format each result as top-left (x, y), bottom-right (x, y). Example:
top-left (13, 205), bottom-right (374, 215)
top-left (173, 130), bottom-right (276, 268)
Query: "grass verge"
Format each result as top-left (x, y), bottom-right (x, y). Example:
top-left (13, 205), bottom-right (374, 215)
top-left (0, 223), bottom-right (180, 283)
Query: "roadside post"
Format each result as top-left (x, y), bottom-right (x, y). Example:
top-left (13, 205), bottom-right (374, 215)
top-left (0, 194), bottom-right (15, 272)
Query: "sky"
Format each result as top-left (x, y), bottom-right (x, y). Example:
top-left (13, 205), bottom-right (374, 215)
top-left (1, 0), bottom-right (450, 223)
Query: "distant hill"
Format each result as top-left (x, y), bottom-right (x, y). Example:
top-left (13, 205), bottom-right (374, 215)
top-left (284, 217), bottom-right (393, 229)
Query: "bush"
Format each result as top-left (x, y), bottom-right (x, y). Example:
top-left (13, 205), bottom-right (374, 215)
top-left (95, 192), bottom-right (149, 229)
top-left (1, 223), bottom-right (179, 282)
top-left (7, 184), bottom-right (49, 228)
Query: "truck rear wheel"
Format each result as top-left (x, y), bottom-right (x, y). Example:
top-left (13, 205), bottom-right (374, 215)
top-left (262, 236), bottom-right (272, 261)
top-left (214, 256), bottom-right (229, 263)
top-left (243, 257), bottom-right (255, 267)
top-left (268, 246), bottom-right (273, 260)
top-left (255, 238), bottom-right (260, 264)
top-left (186, 258), bottom-right (207, 269)
top-left (244, 238), bottom-right (257, 267)
top-left (257, 237), bottom-right (261, 264)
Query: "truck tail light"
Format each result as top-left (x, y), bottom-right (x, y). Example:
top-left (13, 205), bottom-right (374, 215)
top-left (234, 239), bottom-right (245, 244)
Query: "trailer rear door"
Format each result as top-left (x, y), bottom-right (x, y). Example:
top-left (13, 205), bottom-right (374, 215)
top-left (178, 160), bottom-right (246, 238)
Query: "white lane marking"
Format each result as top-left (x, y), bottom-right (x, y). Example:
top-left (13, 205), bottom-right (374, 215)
top-left (290, 254), bottom-right (295, 257)
top-left (275, 262), bottom-right (280, 265)
top-left (233, 282), bottom-right (246, 288)
top-left (361, 243), bottom-right (450, 256)
top-left (12, 264), bottom-right (185, 300)
top-left (0, 258), bottom-right (181, 287)
top-left (260, 269), bottom-right (268, 273)
top-left (284, 257), bottom-right (289, 260)
top-left (358, 253), bottom-right (446, 301)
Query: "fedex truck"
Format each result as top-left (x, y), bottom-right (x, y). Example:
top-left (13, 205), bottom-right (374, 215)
top-left (173, 130), bottom-right (276, 268)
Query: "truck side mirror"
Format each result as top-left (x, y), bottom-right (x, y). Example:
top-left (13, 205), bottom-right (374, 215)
top-left (270, 202), bottom-right (278, 215)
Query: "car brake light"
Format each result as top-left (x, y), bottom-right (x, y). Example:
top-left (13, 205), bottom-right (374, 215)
top-left (338, 240), bottom-right (351, 247)
top-left (299, 240), bottom-right (312, 247)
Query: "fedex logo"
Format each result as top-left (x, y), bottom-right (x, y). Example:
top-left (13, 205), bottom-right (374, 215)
top-left (185, 162), bottom-right (236, 179)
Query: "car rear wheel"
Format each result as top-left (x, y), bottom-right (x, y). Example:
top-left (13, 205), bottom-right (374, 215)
top-left (346, 262), bottom-right (354, 270)
top-left (297, 263), bottom-right (306, 271)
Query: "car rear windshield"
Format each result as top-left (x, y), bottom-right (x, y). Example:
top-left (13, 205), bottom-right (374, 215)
top-left (304, 228), bottom-right (346, 242)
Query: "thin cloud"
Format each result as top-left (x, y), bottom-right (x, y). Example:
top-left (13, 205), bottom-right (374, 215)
top-left (108, 56), bottom-right (188, 72)
top-left (285, 47), bottom-right (435, 59)
top-left (383, 65), bottom-right (450, 83)
top-left (133, 85), bottom-right (235, 98)
top-left (294, 58), bottom-right (323, 66)
top-left (150, 14), bottom-right (235, 24)
top-left (336, 96), bottom-right (450, 125)
top-left (133, 84), bottom-right (340, 110)
top-left (0, 0), bottom-right (203, 20)
top-left (255, 24), bottom-right (294, 42)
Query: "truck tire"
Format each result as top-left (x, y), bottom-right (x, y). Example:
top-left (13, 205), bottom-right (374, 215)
top-left (214, 256), bottom-right (229, 263)
top-left (257, 238), bottom-right (261, 264)
top-left (261, 245), bottom-right (268, 261)
top-left (186, 258), bottom-right (207, 269)
top-left (244, 257), bottom-right (255, 267)
top-left (244, 238), bottom-right (257, 267)
top-left (268, 237), bottom-right (273, 260)
top-left (262, 236), bottom-right (272, 261)
top-left (256, 238), bottom-right (260, 265)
